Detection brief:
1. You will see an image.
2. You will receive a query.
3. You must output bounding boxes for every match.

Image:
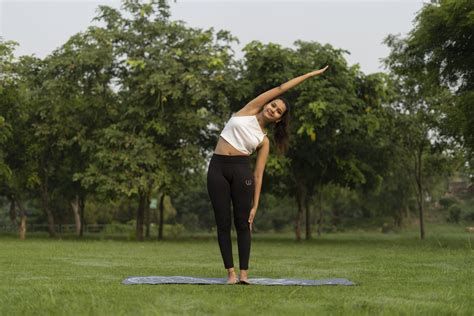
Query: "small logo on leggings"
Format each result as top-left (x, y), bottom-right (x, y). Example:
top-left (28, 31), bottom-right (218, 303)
top-left (245, 179), bottom-right (252, 185)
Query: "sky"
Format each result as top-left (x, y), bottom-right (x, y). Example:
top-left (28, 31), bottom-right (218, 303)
top-left (0, 0), bottom-right (426, 74)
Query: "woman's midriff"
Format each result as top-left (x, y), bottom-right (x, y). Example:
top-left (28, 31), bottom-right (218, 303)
top-left (214, 136), bottom-right (249, 156)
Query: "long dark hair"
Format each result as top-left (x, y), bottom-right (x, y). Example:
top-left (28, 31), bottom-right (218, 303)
top-left (272, 97), bottom-right (291, 155)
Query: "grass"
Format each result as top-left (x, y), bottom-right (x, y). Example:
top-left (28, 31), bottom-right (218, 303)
top-left (0, 223), bottom-right (472, 315)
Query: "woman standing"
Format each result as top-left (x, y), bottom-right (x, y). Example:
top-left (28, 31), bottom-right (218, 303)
top-left (207, 66), bottom-right (329, 284)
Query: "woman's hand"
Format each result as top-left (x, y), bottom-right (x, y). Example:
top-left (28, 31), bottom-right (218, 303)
top-left (248, 207), bottom-right (257, 232)
top-left (308, 65), bottom-right (329, 77)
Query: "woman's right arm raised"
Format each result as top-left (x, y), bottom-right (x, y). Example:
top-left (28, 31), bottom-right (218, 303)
top-left (240, 66), bottom-right (329, 115)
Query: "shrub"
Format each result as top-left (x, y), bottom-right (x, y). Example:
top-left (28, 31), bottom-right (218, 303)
top-left (163, 223), bottom-right (185, 238)
top-left (272, 218), bottom-right (287, 232)
top-left (181, 213), bottom-right (200, 232)
top-left (463, 211), bottom-right (474, 222)
top-left (447, 204), bottom-right (462, 223)
top-left (439, 197), bottom-right (457, 209)
top-left (103, 222), bottom-right (134, 235)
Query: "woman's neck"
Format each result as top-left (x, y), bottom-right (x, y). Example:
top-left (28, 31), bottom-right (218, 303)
top-left (256, 111), bottom-right (268, 129)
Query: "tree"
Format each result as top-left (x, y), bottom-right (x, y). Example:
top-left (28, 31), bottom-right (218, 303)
top-left (384, 0), bottom-right (473, 174)
top-left (77, 0), bottom-right (239, 240)
top-left (35, 25), bottom-right (117, 237)
top-left (241, 40), bottom-right (394, 240)
top-left (384, 51), bottom-right (459, 240)
top-left (0, 40), bottom-right (39, 239)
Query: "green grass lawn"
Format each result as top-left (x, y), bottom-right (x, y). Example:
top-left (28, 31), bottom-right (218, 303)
top-left (0, 223), bottom-right (472, 315)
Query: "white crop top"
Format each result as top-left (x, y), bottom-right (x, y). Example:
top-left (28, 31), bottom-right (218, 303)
top-left (219, 114), bottom-right (267, 155)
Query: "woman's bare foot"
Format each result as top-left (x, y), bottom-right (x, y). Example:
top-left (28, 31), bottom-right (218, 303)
top-left (226, 268), bottom-right (238, 284)
top-left (239, 269), bottom-right (249, 284)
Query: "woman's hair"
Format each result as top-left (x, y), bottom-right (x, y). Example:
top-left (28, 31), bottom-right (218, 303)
top-left (272, 96), bottom-right (291, 155)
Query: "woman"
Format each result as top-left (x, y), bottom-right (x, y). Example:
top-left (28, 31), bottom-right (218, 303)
top-left (207, 66), bottom-right (329, 284)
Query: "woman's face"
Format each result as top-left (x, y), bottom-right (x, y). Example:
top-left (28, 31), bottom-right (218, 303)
top-left (263, 99), bottom-right (287, 123)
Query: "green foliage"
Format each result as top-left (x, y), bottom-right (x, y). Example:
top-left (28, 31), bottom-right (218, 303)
top-left (172, 173), bottom-right (214, 231)
top-left (162, 223), bottom-right (185, 238)
top-left (439, 197), bottom-right (457, 209)
top-left (0, 40), bottom-right (42, 209)
top-left (316, 184), bottom-right (362, 230)
top-left (102, 221), bottom-right (134, 235)
top-left (447, 204), bottom-right (462, 223)
top-left (242, 41), bottom-right (396, 216)
top-left (463, 210), bottom-right (474, 222)
top-left (255, 193), bottom-right (296, 232)
top-left (1, 0), bottom-right (466, 240)
top-left (0, 40), bottom-right (16, 181)
top-left (382, 1), bottom-right (469, 237)
top-left (384, 0), bottom-right (474, 157)
top-left (77, 0), bottom-right (240, 204)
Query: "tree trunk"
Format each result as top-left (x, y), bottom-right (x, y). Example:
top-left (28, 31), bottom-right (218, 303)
top-left (316, 191), bottom-right (323, 237)
top-left (71, 195), bottom-right (82, 236)
top-left (418, 164), bottom-right (425, 239)
top-left (295, 182), bottom-right (305, 241)
top-left (40, 176), bottom-right (55, 237)
top-left (136, 192), bottom-right (146, 241)
top-left (158, 193), bottom-right (165, 240)
top-left (19, 215), bottom-right (27, 240)
top-left (395, 197), bottom-right (408, 228)
top-left (79, 195), bottom-right (85, 237)
top-left (145, 190), bottom-right (151, 238)
top-left (8, 197), bottom-right (17, 226)
top-left (294, 207), bottom-right (303, 242)
top-left (417, 190), bottom-right (425, 239)
top-left (305, 194), bottom-right (312, 240)
top-left (395, 208), bottom-right (403, 228)
top-left (415, 145), bottom-right (425, 239)
top-left (317, 208), bottom-right (322, 237)
top-left (16, 198), bottom-right (27, 240)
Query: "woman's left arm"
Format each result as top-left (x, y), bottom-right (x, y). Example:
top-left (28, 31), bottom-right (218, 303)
top-left (249, 137), bottom-right (270, 231)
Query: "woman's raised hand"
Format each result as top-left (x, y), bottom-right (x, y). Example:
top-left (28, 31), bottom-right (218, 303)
top-left (243, 65), bottom-right (329, 111)
top-left (309, 65), bottom-right (329, 77)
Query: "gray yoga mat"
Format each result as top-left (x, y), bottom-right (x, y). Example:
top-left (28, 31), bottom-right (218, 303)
top-left (122, 276), bottom-right (356, 286)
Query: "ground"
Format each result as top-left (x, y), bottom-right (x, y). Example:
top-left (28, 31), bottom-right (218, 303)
top-left (0, 223), bottom-right (472, 315)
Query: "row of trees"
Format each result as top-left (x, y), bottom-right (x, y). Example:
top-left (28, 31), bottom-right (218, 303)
top-left (0, 0), bottom-right (471, 240)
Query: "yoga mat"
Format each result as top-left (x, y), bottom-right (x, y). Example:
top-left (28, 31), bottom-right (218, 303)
top-left (122, 276), bottom-right (356, 286)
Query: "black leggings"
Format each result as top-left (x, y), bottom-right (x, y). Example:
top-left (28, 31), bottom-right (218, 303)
top-left (207, 153), bottom-right (255, 270)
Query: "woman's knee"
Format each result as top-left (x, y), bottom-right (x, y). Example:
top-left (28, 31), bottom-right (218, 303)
top-left (217, 221), bottom-right (232, 233)
top-left (234, 219), bottom-right (250, 232)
